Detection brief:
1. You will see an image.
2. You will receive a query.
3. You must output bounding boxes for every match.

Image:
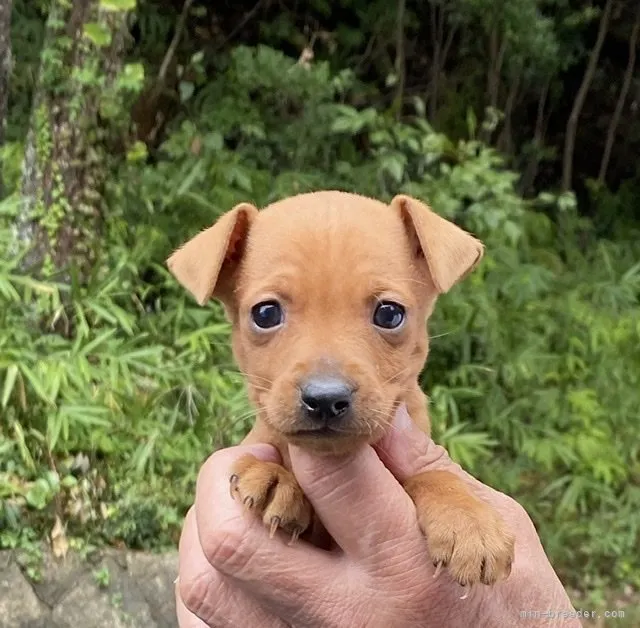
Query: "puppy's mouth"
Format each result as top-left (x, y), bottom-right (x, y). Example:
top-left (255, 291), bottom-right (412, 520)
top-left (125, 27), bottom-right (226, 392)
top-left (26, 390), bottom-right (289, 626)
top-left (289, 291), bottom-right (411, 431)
top-left (282, 422), bottom-right (373, 455)
top-left (289, 425), bottom-right (354, 438)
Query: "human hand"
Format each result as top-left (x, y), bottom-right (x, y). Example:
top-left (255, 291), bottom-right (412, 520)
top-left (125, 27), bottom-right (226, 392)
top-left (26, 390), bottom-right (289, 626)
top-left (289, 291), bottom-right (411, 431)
top-left (176, 406), bottom-right (579, 627)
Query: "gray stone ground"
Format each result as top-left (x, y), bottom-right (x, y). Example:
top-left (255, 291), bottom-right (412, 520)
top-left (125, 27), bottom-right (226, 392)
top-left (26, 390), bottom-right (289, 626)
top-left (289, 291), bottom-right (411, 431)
top-left (0, 548), bottom-right (178, 628)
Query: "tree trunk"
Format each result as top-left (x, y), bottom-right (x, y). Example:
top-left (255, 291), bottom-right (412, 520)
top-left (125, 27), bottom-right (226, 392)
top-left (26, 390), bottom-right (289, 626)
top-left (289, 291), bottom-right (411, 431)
top-left (497, 72), bottom-right (522, 156)
top-left (487, 28), bottom-right (506, 111)
top-left (561, 0), bottom-right (613, 192)
top-left (429, 1), bottom-right (441, 121)
top-left (15, 0), bottom-right (132, 280)
top-left (428, 1), bottom-right (457, 122)
top-left (393, 0), bottom-right (406, 120)
top-left (0, 0), bottom-right (12, 196)
top-left (598, 6), bottom-right (640, 185)
top-left (519, 80), bottom-right (550, 196)
top-left (481, 26), bottom-right (507, 143)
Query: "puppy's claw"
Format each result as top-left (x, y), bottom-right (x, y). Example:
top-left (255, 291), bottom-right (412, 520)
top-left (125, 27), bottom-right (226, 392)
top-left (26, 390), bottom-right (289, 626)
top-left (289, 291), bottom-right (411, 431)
top-left (229, 456), bottom-right (312, 548)
top-left (433, 561), bottom-right (444, 579)
top-left (288, 527), bottom-right (302, 545)
top-left (459, 585), bottom-right (472, 600)
top-left (269, 516), bottom-right (281, 539)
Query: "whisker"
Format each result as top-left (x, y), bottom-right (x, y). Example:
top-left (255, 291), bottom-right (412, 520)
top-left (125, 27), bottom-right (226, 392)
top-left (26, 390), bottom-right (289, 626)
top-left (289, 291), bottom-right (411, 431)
top-left (223, 369), bottom-right (273, 384)
top-left (225, 410), bottom-right (257, 425)
top-left (243, 383), bottom-right (271, 393)
top-left (381, 366), bottom-right (412, 385)
top-left (220, 370), bottom-right (275, 389)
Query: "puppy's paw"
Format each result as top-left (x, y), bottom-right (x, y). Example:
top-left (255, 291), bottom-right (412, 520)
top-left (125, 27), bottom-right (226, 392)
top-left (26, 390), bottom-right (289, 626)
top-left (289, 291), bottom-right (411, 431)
top-left (405, 471), bottom-right (514, 587)
top-left (229, 454), bottom-right (312, 543)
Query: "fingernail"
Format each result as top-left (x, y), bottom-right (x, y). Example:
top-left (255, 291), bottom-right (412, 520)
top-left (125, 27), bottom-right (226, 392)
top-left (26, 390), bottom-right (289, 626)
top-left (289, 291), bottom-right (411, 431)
top-left (394, 404), bottom-right (414, 431)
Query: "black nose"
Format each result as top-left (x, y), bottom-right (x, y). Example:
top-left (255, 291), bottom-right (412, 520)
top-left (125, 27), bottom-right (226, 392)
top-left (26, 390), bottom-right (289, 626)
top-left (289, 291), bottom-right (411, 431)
top-left (300, 376), bottom-right (353, 422)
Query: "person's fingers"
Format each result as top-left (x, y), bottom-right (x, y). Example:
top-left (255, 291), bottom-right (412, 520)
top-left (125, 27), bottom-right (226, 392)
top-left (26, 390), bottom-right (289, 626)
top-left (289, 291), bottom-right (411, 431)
top-left (178, 506), bottom-right (287, 628)
top-left (176, 587), bottom-right (209, 628)
top-left (375, 406), bottom-right (535, 546)
top-left (373, 404), bottom-right (459, 482)
top-left (193, 444), bottom-right (340, 616)
top-left (287, 441), bottom-right (420, 560)
top-left (373, 404), bottom-right (510, 504)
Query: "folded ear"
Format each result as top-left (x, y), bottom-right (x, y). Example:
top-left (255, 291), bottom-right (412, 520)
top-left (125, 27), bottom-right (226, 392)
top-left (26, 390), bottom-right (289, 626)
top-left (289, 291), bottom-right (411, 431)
top-left (166, 202), bottom-right (258, 305)
top-left (391, 194), bottom-right (484, 294)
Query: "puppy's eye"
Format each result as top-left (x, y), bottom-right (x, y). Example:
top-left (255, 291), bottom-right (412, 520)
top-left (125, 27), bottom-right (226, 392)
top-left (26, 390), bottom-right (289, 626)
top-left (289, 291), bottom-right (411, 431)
top-left (373, 301), bottom-right (405, 330)
top-left (251, 300), bottom-right (284, 329)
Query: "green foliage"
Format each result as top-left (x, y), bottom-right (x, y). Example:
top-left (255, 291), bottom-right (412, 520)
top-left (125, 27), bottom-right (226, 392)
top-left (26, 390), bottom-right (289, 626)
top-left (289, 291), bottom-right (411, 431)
top-left (93, 565), bottom-right (111, 588)
top-left (0, 190), bottom-right (253, 549)
top-left (2, 0), bottom-right (640, 604)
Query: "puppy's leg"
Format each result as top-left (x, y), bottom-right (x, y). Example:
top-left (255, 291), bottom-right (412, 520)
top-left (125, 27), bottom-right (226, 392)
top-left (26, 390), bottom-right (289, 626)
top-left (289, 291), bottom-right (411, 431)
top-left (230, 454), bottom-right (313, 543)
top-left (404, 471), bottom-right (515, 586)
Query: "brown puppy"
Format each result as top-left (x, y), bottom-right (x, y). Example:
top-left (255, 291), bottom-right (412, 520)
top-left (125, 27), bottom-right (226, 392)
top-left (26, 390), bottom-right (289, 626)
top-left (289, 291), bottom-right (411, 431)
top-left (168, 191), bottom-right (514, 587)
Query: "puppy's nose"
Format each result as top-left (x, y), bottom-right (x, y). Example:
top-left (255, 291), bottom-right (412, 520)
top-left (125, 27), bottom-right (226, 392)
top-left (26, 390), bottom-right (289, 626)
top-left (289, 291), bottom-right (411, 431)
top-left (300, 376), bottom-right (353, 421)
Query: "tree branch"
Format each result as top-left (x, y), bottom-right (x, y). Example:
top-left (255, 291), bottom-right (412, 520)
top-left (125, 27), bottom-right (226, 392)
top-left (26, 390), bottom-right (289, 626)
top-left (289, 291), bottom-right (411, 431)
top-left (157, 0), bottom-right (194, 86)
top-left (598, 5), bottom-right (640, 184)
top-left (562, 0), bottom-right (613, 192)
top-left (393, 0), bottom-right (406, 119)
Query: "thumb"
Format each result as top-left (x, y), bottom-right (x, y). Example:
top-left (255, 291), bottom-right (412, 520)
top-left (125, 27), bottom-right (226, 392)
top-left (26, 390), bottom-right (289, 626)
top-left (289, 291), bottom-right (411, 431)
top-left (288, 441), bottom-right (418, 558)
top-left (373, 404), bottom-right (463, 483)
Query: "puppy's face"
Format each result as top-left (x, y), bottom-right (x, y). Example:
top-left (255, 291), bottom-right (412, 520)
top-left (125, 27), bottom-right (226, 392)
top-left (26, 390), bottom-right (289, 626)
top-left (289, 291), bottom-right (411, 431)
top-left (168, 192), bottom-right (483, 454)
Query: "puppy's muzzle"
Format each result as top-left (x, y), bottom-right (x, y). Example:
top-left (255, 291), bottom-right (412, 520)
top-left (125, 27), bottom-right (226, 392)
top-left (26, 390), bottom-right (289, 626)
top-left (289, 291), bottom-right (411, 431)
top-left (299, 375), bottom-right (353, 425)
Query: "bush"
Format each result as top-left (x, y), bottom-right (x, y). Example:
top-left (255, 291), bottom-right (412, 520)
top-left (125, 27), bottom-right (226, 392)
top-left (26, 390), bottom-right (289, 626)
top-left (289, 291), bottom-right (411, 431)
top-left (2, 45), bottom-right (639, 592)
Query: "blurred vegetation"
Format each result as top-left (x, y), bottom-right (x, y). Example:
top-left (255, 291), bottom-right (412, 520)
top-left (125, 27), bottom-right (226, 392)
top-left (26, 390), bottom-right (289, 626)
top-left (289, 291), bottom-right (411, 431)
top-left (1, 0), bottom-right (639, 605)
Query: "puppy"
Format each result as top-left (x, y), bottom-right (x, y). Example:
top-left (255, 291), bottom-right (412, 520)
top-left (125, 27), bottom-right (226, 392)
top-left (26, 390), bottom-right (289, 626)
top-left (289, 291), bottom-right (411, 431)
top-left (167, 191), bottom-right (514, 587)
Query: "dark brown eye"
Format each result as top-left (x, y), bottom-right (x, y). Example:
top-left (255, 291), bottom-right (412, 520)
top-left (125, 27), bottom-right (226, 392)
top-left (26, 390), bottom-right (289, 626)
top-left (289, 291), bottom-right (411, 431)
top-left (251, 301), bottom-right (284, 329)
top-left (373, 301), bottom-right (405, 330)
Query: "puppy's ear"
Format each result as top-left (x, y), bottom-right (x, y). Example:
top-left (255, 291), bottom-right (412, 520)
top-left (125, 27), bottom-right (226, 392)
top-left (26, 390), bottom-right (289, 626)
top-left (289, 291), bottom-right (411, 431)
top-left (391, 194), bottom-right (484, 294)
top-left (166, 203), bottom-right (258, 305)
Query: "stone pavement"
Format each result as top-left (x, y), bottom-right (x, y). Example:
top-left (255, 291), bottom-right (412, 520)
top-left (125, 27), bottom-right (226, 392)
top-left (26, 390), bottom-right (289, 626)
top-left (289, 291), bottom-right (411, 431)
top-left (0, 547), bottom-right (179, 627)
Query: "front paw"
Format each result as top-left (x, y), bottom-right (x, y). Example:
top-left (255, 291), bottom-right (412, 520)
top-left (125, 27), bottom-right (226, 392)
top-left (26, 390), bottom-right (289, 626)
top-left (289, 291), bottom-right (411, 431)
top-left (405, 471), bottom-right (515, 586)
top-left (229, 454), bottom-right (312, 543)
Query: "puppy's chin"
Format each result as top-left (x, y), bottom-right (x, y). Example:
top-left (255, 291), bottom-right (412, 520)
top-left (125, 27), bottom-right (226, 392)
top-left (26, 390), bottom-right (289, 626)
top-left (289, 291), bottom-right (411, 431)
top-left (264, 411), bottom-right (393, 455)
top-left (283, 430), bottom-right (373, 456)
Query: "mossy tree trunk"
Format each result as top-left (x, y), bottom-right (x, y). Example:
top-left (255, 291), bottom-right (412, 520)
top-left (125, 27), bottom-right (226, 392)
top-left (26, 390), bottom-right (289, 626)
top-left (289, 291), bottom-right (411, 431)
top-left (16, 0), bottom-right (136, 281)
top-left (0, 0), bottom-right (12, 196)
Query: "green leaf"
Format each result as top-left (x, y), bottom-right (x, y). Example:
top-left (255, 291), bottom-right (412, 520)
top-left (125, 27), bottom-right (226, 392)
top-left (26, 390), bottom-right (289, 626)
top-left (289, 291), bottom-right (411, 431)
top-left (2, 365), bottom-right (18, 408)
top-left (47, 411), bottom-right (66, 451)
top-left (100, 0), bottom-right (136, 11)
top-left (179, 81), bottom-right (195, 102)
top-left (83, 22), bottom-right (112, 47)
top-left (25, 478), bottom-right (55, 510)
top-left (118, 63), bottom-right (145, 92)
top-left (61, 475), bottom-right (78, 489)
top-left (59, 405), bottom-right (111, 428)
top-left (381, 154), bottom-right (406, 183)
top-left (78, 330), bottom-right (117, 357)
top-left (19, 365), bottom-right (52, 405)
top-left (126, 141), bottom-right (148, 163)
top-left (466, 107), bottom-right (477, 139)
top-left (174, 161), bottom-right (204, 199)
top-left (330, 116), bottom-right (357, 134)
top-left (412, 96), bottom-right (426, 118)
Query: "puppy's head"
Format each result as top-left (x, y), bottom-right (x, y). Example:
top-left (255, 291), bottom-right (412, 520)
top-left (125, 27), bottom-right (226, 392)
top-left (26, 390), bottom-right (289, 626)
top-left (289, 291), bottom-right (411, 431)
top-left (168, 192), bottom-right (483, 454)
